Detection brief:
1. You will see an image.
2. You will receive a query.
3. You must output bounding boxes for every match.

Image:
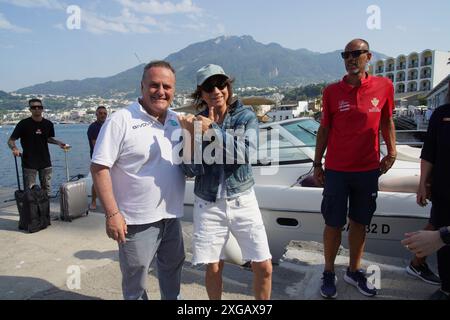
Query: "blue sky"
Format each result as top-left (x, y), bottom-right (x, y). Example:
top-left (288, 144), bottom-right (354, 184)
top-left (1, 0), bottom-right (449, 92)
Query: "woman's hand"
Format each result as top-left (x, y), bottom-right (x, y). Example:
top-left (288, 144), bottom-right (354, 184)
top-left (196, 115), bottom-right (214, 133)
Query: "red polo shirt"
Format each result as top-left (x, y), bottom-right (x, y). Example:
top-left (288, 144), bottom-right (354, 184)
top-left (321, 74), bottom-right (394, 172)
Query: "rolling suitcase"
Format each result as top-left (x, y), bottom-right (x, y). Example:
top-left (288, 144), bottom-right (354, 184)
top-left (59, 149), bottom-right (89, 222)
top-left (14, 156), bottom-right (51, 233)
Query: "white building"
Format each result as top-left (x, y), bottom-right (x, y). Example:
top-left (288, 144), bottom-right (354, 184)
top-left (373, 50), bottom-right (450, 95)
top-left (426, 74), bottom-right (450, 109)
top-left (267, 101), bottom-right (308, 122)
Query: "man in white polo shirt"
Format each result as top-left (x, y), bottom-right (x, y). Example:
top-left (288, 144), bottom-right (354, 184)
top-left (91, 61), bottom-right (185, 300)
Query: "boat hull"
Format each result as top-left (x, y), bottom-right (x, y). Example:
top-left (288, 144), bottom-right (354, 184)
top-left (183, 182), bottom-right (429, 264)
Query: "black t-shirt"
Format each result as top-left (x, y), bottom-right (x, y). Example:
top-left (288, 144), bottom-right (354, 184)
top-left (420, 103), bottom-right (450, 194)
top-left (10, 117), bottom-right (55, 169)
top-left (87, 121), bottom-right (103, 158)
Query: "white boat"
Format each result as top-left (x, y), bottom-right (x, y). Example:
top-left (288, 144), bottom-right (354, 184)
top-left (182, 117), bottom-right (428, 264)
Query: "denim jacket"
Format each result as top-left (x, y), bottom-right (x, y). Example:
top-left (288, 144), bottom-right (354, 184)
top-left (181, 100), bottom-right (258, 202)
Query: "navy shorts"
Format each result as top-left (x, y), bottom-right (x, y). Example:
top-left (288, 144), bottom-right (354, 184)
top-left (321, 169), bottom-right (379, 228)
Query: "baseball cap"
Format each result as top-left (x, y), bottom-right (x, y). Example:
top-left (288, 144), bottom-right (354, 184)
top-left (196, 64), bottom-right (229, 86)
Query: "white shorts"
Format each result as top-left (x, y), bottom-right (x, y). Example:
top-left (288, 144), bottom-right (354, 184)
top-left (192, 189), bottom-right (272, 265)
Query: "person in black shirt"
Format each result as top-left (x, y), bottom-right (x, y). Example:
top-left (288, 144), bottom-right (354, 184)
top-left (412, 79), bottom-right (450, 300)
top-left (8, 98), bottom-right (69, 196)
top-left (87, 106), bottom-right (107, 210)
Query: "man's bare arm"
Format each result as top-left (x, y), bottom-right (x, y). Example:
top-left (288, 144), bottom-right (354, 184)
top-left (48, 137), bottom-right (68, 149)
top-left (91, 163), bottom-right (120, 215)
top-left (313, 125), bottom-right (329, 186)
top-left (380, 116), bottom-right (397, 174)
top-left (91, 163), bottom-right (127, 243)
top-left (416, 159), bottom-right (433, 207)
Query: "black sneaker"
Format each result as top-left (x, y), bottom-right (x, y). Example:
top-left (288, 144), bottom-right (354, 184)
top-left (406, 263), bottom-right (441, 286)
top-left (320, 271), bottom-right (338, 299)
top-left (344, 268), bottom-right (377, 297)
top-left (429, 289), bottom-right (450, 300)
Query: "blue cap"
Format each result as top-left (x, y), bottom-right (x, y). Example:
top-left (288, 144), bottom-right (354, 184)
top-left (196, 64), bottom-right (229, 86)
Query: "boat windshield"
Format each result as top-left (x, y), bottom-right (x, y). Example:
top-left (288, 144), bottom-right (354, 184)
top-left (281, 119), bottom-right (319, 146)
top-left (258, 119), bottom-right (319, 164)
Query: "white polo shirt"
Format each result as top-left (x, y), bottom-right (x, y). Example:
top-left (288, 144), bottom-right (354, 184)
top-left (91, 100), bottom-right (185, 225)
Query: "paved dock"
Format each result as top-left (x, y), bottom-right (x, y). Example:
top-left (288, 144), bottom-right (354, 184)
top-left (0, 188), bottom-right (439, 300)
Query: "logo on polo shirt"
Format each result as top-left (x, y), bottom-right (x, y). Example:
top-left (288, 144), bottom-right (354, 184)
top-left (369, 98), bottom-right (381, 113)
top-left (132, 121), bottom-right (152, 130)
top-left (169, 119), bottom-right (178, 127)
top-left (338, 100), bottom-right (351, 112)
top-left (35, 129), bottom-right (42, 135)
top-left (371, 98), bottom-right (380, 107)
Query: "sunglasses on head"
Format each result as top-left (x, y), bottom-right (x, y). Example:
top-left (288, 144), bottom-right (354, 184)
top-left (341, 50), bottom-right (369, 59)
top-left (201, 78), bottom-right (228, 93)
top-left (30, 105), bottom-right (43, 110)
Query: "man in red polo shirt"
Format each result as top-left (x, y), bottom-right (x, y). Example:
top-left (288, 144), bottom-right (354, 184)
top-left (313, 39), bottom-right (397, 299)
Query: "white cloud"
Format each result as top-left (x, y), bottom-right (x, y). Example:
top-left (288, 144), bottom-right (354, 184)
top-left (1, 0), bottom-right (209, 35)
top-left (0, 12), bottom-right (31, 32)
top-left (0, 0), bottom-right (64, 9)
top-left (116, 0), bottom-right (202, 15)
top-left (82, 9), bottom-right (158, 35)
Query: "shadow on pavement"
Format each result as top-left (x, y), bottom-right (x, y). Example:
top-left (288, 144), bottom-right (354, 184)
top-left (0, 275), bottom-right (100, 300)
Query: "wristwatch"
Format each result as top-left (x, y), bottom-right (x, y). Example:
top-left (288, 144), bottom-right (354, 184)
top-left (439, 227), bottom-right (450, 245)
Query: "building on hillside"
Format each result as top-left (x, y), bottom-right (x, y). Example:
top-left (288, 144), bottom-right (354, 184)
top-left (266, 101), bottom-right (308, 122)
top-left (373, 50), bottom-right (450, 106)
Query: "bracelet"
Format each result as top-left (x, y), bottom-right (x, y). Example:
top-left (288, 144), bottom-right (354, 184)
top-left (105, 211), bottom-right (120, 219)
top-left (387, 154), bottom-right (397, 159)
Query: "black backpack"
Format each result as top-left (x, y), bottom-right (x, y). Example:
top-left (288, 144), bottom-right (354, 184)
top-left (18, 185), bottom-right (51, 233)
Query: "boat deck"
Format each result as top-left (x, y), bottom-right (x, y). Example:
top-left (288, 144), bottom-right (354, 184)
top-left (0, 187), bottom-right (438, 300)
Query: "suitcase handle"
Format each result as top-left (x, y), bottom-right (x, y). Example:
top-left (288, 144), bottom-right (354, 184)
top-left (14, 155), bottom-right (22, 191)
top-left (64, 148), bottom-right (70, 182)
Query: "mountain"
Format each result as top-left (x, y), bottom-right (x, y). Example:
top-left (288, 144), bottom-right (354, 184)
top-left (16, 64), bottom-right (145, 98)
top-left (15, 35), bottom-right (387, 96)
top-left (0, 90), bottom-right (27, 110)
top-left (0, 90), bottom-right (11, 98)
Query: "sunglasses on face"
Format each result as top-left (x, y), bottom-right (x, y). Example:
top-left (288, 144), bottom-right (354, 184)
top-left (30, 105), bottom-right (43, 110)
top-left (341, 50), bottom-right (369, 59)
top-left (201, 79), bottom-right (228, 93)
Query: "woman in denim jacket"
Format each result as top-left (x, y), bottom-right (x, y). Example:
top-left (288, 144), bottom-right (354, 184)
top-left (179, 64), bottom-right (272, 300)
